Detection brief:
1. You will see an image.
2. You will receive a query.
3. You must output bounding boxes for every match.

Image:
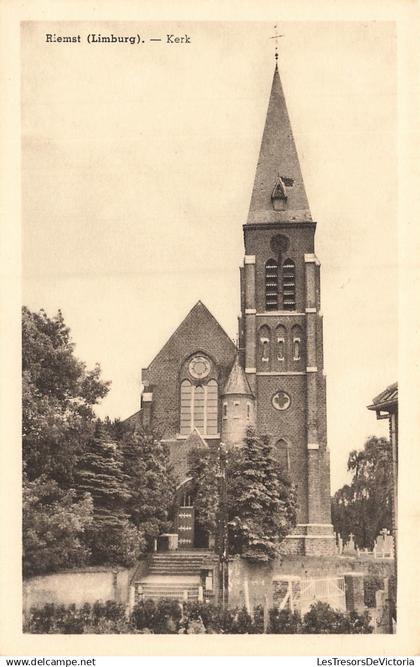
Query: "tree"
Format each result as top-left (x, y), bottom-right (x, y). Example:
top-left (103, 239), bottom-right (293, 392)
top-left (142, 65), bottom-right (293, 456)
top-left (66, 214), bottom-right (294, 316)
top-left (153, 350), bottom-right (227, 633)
top-left (226, 428), bottom-right (297, 562)
top-left (23, 472), bottom-right (93, 576)
top-left (22, 307), bottom-right (110, 486)
top-left (331, 436), bottom-right (392, 549)
top-left (187, 447), bottom-right (221, 536)
top-left (120, 427), bottom-right (176, 550)
top-left (22, 307), bottom-right (113, 575)
top-left (75, 423), bottom-right (144, 565)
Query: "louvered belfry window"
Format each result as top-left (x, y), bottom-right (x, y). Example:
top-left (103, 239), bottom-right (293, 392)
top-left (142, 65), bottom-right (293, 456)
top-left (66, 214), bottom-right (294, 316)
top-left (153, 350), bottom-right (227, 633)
top-left (180, 378), bottom-right (218, 436)
top-left (265, 259), bottom-right (279, 310)
top-left (282, 259), bottom-right (296, 310)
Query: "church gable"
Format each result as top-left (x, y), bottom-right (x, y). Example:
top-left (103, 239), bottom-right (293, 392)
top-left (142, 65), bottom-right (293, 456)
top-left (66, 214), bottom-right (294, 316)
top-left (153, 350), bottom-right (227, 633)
top-left (141, 301), bottom-right (237, 441)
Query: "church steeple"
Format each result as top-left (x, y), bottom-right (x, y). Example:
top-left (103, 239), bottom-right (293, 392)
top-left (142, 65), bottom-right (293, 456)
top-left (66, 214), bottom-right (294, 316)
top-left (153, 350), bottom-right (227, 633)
top-left (239, 60), bottom-right (335, 556)
top-left (247, 65), bottom-right (312, 225)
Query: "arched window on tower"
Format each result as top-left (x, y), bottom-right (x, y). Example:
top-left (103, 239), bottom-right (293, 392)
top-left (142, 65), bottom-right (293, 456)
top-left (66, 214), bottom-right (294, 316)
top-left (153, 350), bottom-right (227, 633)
top-left (282, 259), bottom-right (296, 310)
top-left (275, 324), bottom-right (287, 362)
top-left (265, 259), bottom-right (279, 310)
top-left (258, 325), bottom-right (271, 368)
top-left (272, 438), bottom-right (290, 472)
top-left (291, 324), bottom-right (304, 369)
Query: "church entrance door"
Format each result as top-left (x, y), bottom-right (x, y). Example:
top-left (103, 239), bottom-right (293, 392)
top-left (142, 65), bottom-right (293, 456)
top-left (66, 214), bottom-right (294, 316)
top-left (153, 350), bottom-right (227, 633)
top-left (176, 506), bottom-right (195, 550)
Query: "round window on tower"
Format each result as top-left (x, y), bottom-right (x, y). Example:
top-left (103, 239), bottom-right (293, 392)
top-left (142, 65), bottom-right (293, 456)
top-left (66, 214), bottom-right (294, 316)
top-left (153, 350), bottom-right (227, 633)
top-left (271, 390), bottom-right (291, 411)
top-left (188, 355), bottom-right (211, 380)
top-left (270, 234), bottom-right (290, 255)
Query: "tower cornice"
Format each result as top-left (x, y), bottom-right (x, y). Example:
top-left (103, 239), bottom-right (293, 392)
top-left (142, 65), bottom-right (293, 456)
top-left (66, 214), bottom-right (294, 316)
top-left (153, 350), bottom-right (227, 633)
top-left (243, 221), bottom-right (317, 232)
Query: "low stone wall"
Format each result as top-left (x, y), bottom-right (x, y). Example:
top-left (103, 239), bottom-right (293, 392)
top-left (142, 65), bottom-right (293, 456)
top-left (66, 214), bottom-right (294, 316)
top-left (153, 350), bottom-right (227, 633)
top-left (23, 567), bottom-right (131, 613)
top-left (227, 555), bottom-right (394, 610)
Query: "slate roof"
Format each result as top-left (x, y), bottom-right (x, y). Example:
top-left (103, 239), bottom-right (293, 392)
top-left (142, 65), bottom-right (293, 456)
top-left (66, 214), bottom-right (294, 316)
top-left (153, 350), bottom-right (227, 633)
top-left (223, 355), bottom-right (254, 397)
top-left (247, 64), bottom-right (312, 225)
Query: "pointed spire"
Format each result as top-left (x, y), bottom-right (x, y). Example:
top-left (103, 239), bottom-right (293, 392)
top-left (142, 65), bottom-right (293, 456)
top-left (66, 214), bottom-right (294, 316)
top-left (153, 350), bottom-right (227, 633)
top-left (247, 65), bottom-right (312, 224)
top-left (223, 355), bottom-right (254, 397)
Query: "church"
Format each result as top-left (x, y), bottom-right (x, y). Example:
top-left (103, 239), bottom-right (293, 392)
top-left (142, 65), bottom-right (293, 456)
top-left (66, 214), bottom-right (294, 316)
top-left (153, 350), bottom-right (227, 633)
top-left (131, 61), bottom-right (336, 559)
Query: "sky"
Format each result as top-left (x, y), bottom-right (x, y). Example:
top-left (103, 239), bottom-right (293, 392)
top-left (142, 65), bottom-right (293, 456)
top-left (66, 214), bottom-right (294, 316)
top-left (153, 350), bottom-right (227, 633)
top-left (21, 21), bottom-right (397, 491)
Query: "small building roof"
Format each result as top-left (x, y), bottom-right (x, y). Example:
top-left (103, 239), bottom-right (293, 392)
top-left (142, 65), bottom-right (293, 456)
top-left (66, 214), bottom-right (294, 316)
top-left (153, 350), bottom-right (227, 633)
top-left (223, 355), bottom-right (254, 397)
top-left (367, 382), bottom-right (398, 415)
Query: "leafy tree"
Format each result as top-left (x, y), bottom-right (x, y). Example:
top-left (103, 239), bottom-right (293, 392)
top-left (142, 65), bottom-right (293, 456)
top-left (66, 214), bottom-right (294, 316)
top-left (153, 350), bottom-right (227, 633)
top-left (187, 447), bottom-right (221, 536)
top-left (331, 436), bottom-right (392, 549)
top-left (23, 472), bottom-right (93, 577)
top-left (22, 306), bottom-right (110, 486)
top-left (226, 428), bottom-right (297, 562)
top-left (120, 427), bottom-right (176, 550)
top-left (75, 423), bottom-right (144, 565)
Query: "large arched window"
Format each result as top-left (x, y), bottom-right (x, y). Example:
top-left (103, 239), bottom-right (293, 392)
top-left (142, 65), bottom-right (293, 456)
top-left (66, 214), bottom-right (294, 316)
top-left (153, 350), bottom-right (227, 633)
top-left (265, 259), bottom-right (279, 310)
top-left (206, 380), bottom-right (218, 435)
top-left (179, 378), bottom-right (218, 436)
top-left (180, 380), bottom-right (193, 435)
top-left (282, 259), bottom-right (296, 310)
top-left (272, 438), bottom-right (290, 472)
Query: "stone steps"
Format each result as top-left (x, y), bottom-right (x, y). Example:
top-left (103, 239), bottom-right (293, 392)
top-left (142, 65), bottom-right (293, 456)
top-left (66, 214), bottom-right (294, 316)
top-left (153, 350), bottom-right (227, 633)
top-left (136, 577), bottom-right (201, 603)
top-left (133, 551), bottom-right (218, 603)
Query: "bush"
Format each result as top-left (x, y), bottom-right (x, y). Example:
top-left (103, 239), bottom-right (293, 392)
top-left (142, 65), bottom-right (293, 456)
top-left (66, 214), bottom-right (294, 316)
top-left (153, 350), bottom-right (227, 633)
top-left (180, 601), bottom-right (222, 634)
top-left (24, 600), bottom-right (130, 634)
top-left (252, 605), bottom-right (265, 634)
top-left (23, 598), bottom-right (374, 634)
top-left (219, 606), bottom-right (254, 634)
top-left (153, 598), bottom-right (183, 634)
top-left (268, 608), bottom-right (302, 634)
top-left (302, 601), bottom-right (373, 634)
top-left (131, 598), bottom-right (157, 632)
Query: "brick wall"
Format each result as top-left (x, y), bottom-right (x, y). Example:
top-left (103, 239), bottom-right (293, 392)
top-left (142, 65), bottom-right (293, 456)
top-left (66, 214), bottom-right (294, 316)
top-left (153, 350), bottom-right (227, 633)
top-left (143, 301), bottom-right (236, 440)
top-left (243, 223), bottom-right (316, 313)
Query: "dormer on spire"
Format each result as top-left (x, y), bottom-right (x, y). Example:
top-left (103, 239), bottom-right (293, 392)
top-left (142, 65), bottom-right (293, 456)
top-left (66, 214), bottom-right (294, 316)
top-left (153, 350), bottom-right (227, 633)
top-left (247, 65), bottom-right (312, 224)
top-left (271, 173), bottom-right (287, 210)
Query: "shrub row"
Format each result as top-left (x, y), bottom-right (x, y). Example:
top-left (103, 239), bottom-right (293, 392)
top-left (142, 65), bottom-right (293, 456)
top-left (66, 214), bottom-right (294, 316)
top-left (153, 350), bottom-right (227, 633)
top-left (24, 599), bottom-right (373, 634)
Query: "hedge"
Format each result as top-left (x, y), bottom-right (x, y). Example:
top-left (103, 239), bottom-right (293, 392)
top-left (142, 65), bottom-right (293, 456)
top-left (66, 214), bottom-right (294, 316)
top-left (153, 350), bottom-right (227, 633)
top-left (23, 599), bottom-right (373, 634)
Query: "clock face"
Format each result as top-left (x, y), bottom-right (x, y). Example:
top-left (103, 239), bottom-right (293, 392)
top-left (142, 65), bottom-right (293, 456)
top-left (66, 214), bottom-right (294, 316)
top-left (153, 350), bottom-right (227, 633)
top-left (188, 356), bottom-right (211, 380)
top-left (272, 390), bottom-right (291, 411)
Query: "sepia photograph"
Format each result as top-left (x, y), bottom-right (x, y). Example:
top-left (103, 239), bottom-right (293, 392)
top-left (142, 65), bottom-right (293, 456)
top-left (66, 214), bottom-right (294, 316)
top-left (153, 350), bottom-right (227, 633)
top-left (1, 11), bottom-right (414, 652)
top-left (19, 20), bottom-right (399, 638)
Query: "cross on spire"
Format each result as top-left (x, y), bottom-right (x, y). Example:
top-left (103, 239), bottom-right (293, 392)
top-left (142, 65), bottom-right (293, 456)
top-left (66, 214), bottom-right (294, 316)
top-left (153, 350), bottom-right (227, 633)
top-left (270, 24), bottom-right (284, 64)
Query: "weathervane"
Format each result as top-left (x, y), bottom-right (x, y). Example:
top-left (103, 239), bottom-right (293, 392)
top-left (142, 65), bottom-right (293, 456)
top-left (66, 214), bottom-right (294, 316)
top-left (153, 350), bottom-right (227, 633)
top-left (270, 24), bottom-right (284, 63)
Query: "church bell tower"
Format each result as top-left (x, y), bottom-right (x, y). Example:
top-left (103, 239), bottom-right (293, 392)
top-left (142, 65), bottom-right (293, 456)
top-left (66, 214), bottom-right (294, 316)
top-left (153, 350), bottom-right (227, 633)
top-left (238, 63), bottom-right (336, 556)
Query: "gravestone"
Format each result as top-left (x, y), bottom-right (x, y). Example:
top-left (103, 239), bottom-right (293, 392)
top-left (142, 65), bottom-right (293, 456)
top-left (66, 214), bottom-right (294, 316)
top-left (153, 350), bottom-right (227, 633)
top-left (342, 533), bottom-right (357, 556)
